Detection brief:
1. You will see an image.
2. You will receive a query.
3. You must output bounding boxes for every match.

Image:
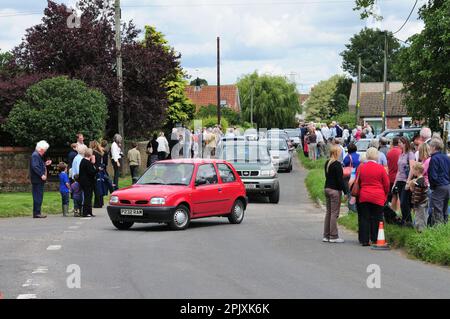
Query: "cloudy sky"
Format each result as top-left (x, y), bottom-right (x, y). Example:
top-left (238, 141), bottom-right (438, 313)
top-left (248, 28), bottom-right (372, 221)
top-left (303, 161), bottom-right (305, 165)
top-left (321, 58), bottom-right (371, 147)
top-left (0, 0), bottom-right (425, 92)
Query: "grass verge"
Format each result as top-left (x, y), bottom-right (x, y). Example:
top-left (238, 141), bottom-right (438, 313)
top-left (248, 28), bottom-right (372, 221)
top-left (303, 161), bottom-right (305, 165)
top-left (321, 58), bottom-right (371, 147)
top-left (298, 150), bottom-right (450, 266)
top-left (0, 175), bottom-right (132, 218)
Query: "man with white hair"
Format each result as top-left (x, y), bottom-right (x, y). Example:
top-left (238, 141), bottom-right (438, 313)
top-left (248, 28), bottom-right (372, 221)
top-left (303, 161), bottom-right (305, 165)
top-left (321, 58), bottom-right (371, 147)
top-left (415, 127), bottom-right (433, 161)
top-left (30, 141), bottom-right (52, 218)
top-left (71, 144), bottom-right (87, 179)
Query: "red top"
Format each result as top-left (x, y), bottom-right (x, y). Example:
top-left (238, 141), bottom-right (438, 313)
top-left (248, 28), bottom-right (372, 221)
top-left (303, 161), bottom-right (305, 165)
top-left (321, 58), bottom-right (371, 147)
top-left (386, 146), bottom-right (402, 184)
top-left (358, 161), bottom-right (390, 206)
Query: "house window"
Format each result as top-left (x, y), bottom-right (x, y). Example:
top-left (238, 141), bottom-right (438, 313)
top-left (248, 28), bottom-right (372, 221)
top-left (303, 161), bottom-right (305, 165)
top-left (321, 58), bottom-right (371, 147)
top-left (402, 117), bottom-right (412, 128)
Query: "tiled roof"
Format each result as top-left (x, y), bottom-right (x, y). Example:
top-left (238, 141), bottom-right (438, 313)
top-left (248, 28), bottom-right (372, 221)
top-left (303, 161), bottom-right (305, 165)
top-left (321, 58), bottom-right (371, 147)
top-left (185, 85), bottom-right (241, 112)
top-left (348, 82), bottom-right (403, 106)
top-left (298, 94), bottom-right (309, 105)
top-left (348, 91), bottom-right (407, 117)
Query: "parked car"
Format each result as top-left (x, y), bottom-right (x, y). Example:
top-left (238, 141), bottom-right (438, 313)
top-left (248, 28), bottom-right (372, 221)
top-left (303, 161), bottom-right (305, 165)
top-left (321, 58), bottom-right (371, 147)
top-left (378, 128), bottom-right (421, 142)
top-left (216, 140), bottom-right (280, 203)
top-left (244, 128), bottom-right (265, 141)
top-left (107, 159), bottom-right (247, 230)
top-left (284, 128), bottom-right (301, 147)
top-left (267, 129), bottom-right (289, 142)
top-left (355, 138), bottom-right (373, 156)
top-left (264, 138), bottom-right (293, 172)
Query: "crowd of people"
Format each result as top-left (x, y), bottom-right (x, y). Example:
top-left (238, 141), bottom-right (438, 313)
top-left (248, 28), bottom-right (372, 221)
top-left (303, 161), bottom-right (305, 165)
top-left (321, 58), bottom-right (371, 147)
top-left (320, 123), bottom-right (450, 245)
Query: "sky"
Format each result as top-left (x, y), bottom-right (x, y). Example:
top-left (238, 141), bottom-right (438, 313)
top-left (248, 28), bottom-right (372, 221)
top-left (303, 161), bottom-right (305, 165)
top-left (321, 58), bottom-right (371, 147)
top-left (0, 0), bottom-right (425, 93)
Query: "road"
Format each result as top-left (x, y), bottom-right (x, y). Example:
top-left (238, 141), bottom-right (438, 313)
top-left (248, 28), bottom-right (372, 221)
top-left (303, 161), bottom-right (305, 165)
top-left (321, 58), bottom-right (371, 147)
top-left (1, 157), bottom-right (450, 299)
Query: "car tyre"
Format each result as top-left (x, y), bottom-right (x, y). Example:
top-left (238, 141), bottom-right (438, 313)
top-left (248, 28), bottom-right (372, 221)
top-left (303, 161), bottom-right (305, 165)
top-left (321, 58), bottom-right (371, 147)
top-left (269, 187), bottom-right (280, 204)
top-left (287, 162), bottom-right (293, 172)
top-left (112, 220), bottom-right (134, 230)
top-left (169, 205), bottom-right (190, 230)
top-left (228, 199), bottom-right (245, 224)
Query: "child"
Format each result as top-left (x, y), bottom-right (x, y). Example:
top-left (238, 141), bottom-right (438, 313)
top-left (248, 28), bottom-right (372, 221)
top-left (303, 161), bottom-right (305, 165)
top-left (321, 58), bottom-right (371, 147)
top-left (58, 162), bottom-right (71, 217)
top-left (71, 174), bottom-right (83, 217)
top-left (408, 162), bottom-right (429, 232)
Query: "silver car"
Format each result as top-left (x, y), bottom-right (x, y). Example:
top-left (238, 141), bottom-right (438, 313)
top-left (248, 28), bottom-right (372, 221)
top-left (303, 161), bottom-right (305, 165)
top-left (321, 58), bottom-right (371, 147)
top-left (265, 138), bottom-right (293, 172)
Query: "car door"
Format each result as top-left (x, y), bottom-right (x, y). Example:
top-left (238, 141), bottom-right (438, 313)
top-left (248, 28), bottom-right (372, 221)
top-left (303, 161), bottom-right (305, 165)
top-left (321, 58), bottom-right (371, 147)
top-left (191, 164), bottom-right (223, 215)
top-left (217, 163), bottom-right (240, 213)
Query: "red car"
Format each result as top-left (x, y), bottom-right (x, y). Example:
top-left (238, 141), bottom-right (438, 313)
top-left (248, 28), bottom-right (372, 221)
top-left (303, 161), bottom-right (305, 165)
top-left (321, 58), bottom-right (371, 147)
top-left (107, 159), bottom-right (247, 230)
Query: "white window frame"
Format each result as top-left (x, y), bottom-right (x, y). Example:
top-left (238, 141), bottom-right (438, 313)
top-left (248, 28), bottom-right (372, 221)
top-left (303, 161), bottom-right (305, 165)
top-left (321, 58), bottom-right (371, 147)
top-left (402, 117), bottom-right (412, 128)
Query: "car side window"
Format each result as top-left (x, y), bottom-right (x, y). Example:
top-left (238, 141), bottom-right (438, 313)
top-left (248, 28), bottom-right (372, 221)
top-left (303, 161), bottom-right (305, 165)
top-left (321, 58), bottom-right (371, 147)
top-left (218, 164), bottom-right (236, 183)
top-left (196, 164), bottom-right (218, 185)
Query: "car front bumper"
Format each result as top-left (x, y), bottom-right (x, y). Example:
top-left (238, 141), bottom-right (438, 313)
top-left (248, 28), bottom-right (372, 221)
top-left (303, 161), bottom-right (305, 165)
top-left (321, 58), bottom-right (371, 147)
top-left (241, 178), bottom-right (279, 194)
top-left (107, 205), bottom-right (177, 223)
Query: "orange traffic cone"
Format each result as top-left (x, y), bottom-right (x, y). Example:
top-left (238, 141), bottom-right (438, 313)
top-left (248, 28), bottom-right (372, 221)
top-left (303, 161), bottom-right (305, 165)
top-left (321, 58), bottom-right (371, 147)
top-left (371, 221), bottom-right (390, 250)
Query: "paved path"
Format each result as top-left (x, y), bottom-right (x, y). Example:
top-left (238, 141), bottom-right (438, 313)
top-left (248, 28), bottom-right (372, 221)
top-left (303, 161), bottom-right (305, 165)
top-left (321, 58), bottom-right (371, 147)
top-left (1, 157), bottom-right (449, 299)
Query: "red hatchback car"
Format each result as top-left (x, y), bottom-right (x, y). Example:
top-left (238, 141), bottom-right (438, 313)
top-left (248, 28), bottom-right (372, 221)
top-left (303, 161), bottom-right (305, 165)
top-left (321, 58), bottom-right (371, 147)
top-left (107, 159), bottom-right (247, 230)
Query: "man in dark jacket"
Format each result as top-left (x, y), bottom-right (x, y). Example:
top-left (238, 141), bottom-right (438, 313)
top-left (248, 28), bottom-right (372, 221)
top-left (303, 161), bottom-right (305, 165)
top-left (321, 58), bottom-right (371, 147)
top-left (428, 138), bottom-right (450, 225)
top-left (30, 141), bottom-right (52, 218)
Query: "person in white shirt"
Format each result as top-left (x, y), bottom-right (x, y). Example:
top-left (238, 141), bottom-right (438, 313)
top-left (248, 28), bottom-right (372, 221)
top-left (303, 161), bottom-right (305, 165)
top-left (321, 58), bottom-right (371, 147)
top-left (156, 132), bottom-right (169, 160)
top-left (315, 127), bottom-right (325, 158)
top-left (71, 144), bottom-right (87, 179)
top-left (111, 134), bottom-right (123, 190)
top-left (321, 124), bottom-right (330, 141)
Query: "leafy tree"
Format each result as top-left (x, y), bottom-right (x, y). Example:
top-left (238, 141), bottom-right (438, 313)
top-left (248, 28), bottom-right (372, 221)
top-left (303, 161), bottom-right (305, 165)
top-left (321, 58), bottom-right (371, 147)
top-left (237, 72), bottom-right (300, 129)
top-left (144, 25), bottom-right (195, 126)
top-left (6, 0), bottom-right (179, 139)
top-left (394, 0), bottom-right (450, 132)
top-left (305, 75), bottom-right (350, 122)
top-left (3, 76), bottom-right (108, 147)
top-left (335, 111), bottom-right (356, 127)
top-left (190, 116), bottom-right (229, 132)
top-left (340, 28), bottom-right (401, 82)
top-left (0, 50), bottom-right (13, 78)
top-left (353, 0), bottom-right (382, 20)
top-left (194, 104), bottom-right (241, 126)
top-left (190, 78), bottom-right (208, 86)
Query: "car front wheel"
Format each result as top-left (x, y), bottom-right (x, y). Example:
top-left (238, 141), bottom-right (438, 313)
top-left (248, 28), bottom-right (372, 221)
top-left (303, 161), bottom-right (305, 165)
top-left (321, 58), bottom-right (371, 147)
top-left (228, 200), bottom-right (245, 224)
top-left (169, 205), bottom-right (190, 230)
top-left (269, 187), bottom-right (280, 204)
top-left (112, 220), bottom-right (134, 230)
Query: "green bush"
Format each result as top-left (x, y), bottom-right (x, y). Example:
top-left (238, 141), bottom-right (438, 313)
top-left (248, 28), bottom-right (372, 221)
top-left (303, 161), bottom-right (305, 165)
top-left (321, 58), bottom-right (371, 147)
top-left (190, 116), bottom-right (229, 131)
top-left (3, 76), bottom-right (108, 147)
top-left (195, 104), bottom-right (240, 125)
top-left (335, 111), bottom-right (356, 126)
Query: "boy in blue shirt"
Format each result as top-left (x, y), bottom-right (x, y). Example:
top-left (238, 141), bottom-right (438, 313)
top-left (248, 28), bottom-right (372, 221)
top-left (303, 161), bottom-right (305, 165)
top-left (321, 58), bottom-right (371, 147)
top-left (58, 162), bottom-right (71, 217)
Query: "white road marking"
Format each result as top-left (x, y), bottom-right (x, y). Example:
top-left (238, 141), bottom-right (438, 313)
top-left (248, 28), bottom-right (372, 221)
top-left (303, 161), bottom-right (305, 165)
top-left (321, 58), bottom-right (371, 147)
top-left (46, 245), bottom-right (62, 251)
top-left (32, 267), bottom-right (48, 274)
top-left (22, 279), bottom-right (40, 287)
top-left (80, 217), bottom-right (92, 220)
top-left (17, 294), bottom-right (37, 299)
top-left (68, 226), bottom-right (79, 229)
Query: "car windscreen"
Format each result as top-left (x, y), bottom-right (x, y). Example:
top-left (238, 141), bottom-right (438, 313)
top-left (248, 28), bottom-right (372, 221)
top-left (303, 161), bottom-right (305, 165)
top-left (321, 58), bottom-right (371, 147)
top-left (285, 130), bottom-right (299, 137)
top-left (137, 163), bottom-right (194, 186)
top-left (267, 139), bottom-right (288, 151)
top-left (218, 143), bottom-right (271, 163)
top-left (267, 131), bottom-right (288, 139)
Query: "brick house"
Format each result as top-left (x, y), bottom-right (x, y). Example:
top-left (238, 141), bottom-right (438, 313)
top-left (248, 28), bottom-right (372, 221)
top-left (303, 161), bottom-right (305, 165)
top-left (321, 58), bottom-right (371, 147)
top-left (348, 82), bottom-right (412, 134)
top-left (185, 85), bottom-right (241, 112)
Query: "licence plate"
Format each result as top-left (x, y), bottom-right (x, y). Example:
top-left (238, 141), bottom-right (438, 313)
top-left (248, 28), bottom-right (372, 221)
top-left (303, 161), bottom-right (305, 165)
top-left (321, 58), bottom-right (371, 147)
top-left (245, 184), bottom-right (257, 189)
top-left (120, 209), bottom-right (144, 216)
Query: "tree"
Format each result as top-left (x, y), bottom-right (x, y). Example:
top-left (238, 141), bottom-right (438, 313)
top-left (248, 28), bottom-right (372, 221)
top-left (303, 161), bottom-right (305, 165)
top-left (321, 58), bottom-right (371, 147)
top-left (144, 25), bottom-right (195, 127)
top-left (353, 0), bottom-right (382, 20)
top-left (305, 75), bottom-right (350, 122)
top-left (194, 104), bottom-right (241, 126)
top-left (190, 78), bottom-right (208, 86)
top-left (340, 28), bottom-right (401, 82)
top-left (237, 72), bottom-right (300, 129)
top-left (0, 50), bottom-right (13, 78)
top-left (5, 0), bottom-right (179, 139)
top-left (394, 0), bottom-right (450, 132)
top-left (3, 76), bottom-right (108, 147)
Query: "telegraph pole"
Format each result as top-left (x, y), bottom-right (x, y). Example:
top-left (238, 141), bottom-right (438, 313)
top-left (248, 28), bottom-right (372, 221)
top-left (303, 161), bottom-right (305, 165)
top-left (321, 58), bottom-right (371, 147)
top-left (382, 32), bottom-right (388, 132)
top-left (115, 0), bottom-right (124, 139)
top-left (250, 84), bottom-right (254, 127)
top-left (356, 57), bottom-right (361, 127)
top-left (217, 37), bottom-right (221, 126)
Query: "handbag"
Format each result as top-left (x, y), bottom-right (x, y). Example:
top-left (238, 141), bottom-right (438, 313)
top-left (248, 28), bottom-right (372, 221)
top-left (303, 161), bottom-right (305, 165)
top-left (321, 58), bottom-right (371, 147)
top-left (343, 155), bottom-right (353, 178)
top-left (351, 165), bottom-right (362, 197)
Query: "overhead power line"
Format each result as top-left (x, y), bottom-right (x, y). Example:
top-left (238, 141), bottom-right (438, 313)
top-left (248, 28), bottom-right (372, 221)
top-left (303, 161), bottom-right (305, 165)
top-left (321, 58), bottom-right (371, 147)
top-left (392, 0), bottom-right (418, 35)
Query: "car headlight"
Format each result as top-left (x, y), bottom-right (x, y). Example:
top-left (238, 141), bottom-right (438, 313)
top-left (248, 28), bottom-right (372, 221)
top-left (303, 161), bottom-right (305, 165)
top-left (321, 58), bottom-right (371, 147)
top-left (110, 196), bottom-right (119, 204)
top-left (260, 169), bottom-right (276, 177)
top-left (150, 197), bottom-right (166, 205)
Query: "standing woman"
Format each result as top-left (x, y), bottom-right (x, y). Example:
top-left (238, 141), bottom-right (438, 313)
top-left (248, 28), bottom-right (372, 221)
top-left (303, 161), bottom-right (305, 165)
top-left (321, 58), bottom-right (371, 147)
top-left (418, 143), bottom-right (432, 223)
top-left (306, 127), bottom-right (317, 161)
top-left (111, 134), bottom-right (123, 190)
top-left (156, 132), bottom-right (170, 160)
top-left (79, 148), bottom-right (97, 217)
top-left (393, 136), bottom-right (416, 226)
top-left (91, 141), bottom-right (106, 208)
top-left (357, 148), bottom-right (390, 246)
top-left (147, 133), bottom-right (159, 167)
top-left (323, 145), bottom-right (348, 243)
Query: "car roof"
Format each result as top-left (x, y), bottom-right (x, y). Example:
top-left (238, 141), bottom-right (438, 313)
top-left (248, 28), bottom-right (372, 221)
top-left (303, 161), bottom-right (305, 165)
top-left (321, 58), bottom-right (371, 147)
top-left (156, 159), bottom-right (229, 165)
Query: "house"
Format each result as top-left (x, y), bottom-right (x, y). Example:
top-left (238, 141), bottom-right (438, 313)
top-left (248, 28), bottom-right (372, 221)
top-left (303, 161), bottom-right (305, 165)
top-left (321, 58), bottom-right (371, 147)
top-left (295, 94), bottom-right (309, 121)
top-left (348, 82), bottom-right (411, 134)
top-left (185, 85), bottom-right (241, 113)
